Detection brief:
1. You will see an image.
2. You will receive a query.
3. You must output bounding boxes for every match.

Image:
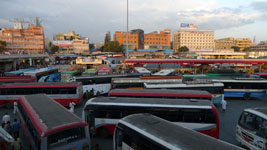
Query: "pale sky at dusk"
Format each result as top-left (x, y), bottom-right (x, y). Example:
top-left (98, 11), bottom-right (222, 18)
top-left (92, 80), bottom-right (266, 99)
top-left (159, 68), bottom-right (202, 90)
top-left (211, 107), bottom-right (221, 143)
top-left (0, 0), bottom-right (267, 43)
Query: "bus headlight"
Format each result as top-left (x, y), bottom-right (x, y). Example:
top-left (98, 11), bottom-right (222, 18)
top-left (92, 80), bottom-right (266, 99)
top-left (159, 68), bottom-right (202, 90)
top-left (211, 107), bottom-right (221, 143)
top-left (83, 145), bottom-right (89, 150)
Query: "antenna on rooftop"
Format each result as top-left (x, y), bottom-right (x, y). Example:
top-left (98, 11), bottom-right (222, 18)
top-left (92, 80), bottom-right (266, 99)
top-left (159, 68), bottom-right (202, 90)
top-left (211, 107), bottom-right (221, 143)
top-left (9, 18), bottom-right (30, 29)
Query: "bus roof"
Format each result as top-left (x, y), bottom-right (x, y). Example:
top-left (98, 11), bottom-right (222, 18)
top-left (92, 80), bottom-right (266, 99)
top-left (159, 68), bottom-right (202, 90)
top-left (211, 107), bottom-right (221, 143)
top-left (245, 107), bottom-right (267, 120)
top-left (118, 114), bottom-right (244, 150)
top-left (212, 79), bottom-right (267, 83)
top-left (24, 68), bottom-right (57, 76)
top-left (109, 89), bottom-right (212, 98)
top-left (134, 67), bottom-right (151, 74)
top-left (20, 94), bottom-right (87, 136)
top-left (75, 74), bottom-right (141, 80)
top-left (152, 69), bottom-right (175, 76)
top-left (85, 97), bottom-right (213, 109)
top-left (112, 78), bottom-right (182, 84)
top-left (0, 82), bottom-right (81, 88)
top-left (144, 82), bottom-right (224, 89)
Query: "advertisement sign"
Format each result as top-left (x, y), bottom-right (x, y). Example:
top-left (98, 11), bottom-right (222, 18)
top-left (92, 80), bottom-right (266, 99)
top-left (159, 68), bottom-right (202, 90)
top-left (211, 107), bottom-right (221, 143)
top-left (52, 41), bottom-right (74, 46)
top-left (181, 23), bottom-right (197, 29)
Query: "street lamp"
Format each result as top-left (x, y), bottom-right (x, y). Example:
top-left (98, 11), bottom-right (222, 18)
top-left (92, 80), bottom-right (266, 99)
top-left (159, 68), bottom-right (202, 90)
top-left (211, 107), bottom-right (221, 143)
top-left (126, 0), bottom-right (129, 59)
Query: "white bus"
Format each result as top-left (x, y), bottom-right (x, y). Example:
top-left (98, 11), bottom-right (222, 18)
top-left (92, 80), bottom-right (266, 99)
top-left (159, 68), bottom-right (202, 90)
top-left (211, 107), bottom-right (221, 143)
top-left (82, 97), bottom-right (219, 138)
top-left (236, 107), bottom-right (267, 150)
top-left (114, 114), bottom-right (244, 150)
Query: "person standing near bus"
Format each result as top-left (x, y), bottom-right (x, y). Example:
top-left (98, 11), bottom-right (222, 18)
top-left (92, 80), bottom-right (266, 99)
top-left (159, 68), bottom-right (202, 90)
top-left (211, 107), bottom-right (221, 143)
top-left (2, 113), bottom-right (10, 124)
top-left (12, 119), bottom-right (20, 138)
top-left (221, 99), bottom-right (227, 113)
top-left (13, 100), bottom-right (18, 115)
top-left (69, 101), bottom-right (76, 113)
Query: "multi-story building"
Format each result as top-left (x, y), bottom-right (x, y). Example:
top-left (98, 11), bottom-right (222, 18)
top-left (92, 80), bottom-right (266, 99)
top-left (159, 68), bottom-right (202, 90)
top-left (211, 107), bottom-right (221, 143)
top-left (52, 31), bottom-right (89, 54)
top-left (235, 38), bottom-right (251, 51)
top-left (144, 29), bottom-right (171, 49)
top-left (173, 26), bottom-right (214, 52)
top-left (0, 24), bottom-right (45, 54)
top-left (113, 29), bottom-right (144, 49)
top-left (215, 37), bottom-right (235, 49)
top-left (53, 31), bottom-right (80, 41)
top-left (249, 41), bottom-right (267, 58)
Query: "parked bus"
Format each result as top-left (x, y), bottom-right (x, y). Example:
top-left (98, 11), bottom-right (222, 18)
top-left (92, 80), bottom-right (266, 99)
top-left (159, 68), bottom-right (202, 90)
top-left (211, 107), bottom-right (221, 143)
top-left (24, 67), bottom-right (60, 82)
top-left (134, 67), bottom-right (151, 76)
top-left (18, 94), bottom-right (90, 150)
top-left (114, 114), bottom-right (244, 150)
top-left (236, 107), bottom-right (267, 150)
top-left (61, 70), bottom-right (82, 82)
top-left (144, 82), bottom-right (224, 104)
top-left (0, 76), bottom-right (36, 84)
top-left (111, 78), bottom-right (182, 89)
top-left (4, 68), bottom-right (36, 76)
top-left (97, 67), bottom-right (112, 75)
top-left (0, 82), bottom-right (83, 108)
top-left (73, 74), bottom-right (141, 95)
top-left (212, 78), bottom-right (267, 100)
top-left (82, 97), bottom-right (219, 138)
top-left (252, 73), bottom-right (267, 79)
top-left (108, 89), bottom-right (212, 100)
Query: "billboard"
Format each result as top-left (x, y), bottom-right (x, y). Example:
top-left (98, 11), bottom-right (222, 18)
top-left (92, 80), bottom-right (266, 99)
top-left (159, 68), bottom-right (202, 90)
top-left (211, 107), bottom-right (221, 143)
top-left (180, 23), bottom-right (197, 29)
top-left (52, 40), bottom-right (74, 46)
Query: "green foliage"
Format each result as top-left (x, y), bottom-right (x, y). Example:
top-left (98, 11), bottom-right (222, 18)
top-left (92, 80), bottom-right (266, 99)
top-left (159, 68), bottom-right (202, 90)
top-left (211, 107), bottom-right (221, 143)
top-left (51, 45), bottom-right (59, 54)
top-left (0, 40), bottom-right (7, 53)
top-left (243, 47), bottom-right (251, 52)
top-left (178, 46), bottom-right (189, 52)
top-left (103, 41), bottom-right (124, 53)
top-left (231, 46), bottom-right (240, 52)
top-left (89, 44), bottom-right (95, 50)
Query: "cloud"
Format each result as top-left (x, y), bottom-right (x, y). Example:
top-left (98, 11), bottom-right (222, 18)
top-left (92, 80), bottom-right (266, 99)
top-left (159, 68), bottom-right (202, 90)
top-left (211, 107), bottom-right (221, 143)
top-left (250, 0), bottom-right (267, 12)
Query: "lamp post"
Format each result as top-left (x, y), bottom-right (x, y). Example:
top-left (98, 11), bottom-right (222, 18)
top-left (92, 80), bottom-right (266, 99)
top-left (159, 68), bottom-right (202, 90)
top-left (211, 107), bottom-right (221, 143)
top-left (126, 0), bottom-right (129, 59)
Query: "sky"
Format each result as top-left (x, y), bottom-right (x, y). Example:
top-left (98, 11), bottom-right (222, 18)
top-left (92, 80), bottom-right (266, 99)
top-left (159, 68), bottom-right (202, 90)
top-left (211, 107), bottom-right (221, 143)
top-left (0, 0), bottom-right (267, 43)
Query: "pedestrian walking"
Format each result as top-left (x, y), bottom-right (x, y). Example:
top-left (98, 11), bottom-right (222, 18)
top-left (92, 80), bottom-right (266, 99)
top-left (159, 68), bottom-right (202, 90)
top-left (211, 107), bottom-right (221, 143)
top-left (12, 119), bottom-right (20, 138)
top-left (12, 137), bottom-right (21, 150)
top-left (221, 99), bottom-right (227, 113)
top-left (2, 113), bottom-right (10, 124)
top-left (13, 100), bottom-right (18, 115)
top-left (4, 121), bottom-right (12, 135)
top-left (69, 101), bottom-right (76, 113)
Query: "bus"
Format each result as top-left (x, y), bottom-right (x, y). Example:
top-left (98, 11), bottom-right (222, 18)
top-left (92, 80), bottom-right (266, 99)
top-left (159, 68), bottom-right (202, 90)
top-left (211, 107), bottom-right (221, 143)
top-left (114, 114), bottom-right (244, 150)
top-left (0, 82), bottom-right (83, 108)
top-left (144, 81), bottom-right (224, 104)
top-left (73, 74), bottom-right (141, 95)
top-left (236, 107), bottom-right (267, 150)
top-left (134, 67), bottom-right (151, 76)
top-left (61, 70), bottom-right (82, 82)
top-left (212, 78), bottom-right (267, 100)
top-left (18, 94), bottom-right (90, 150)
top-left (24, 67), bottom-right (60, 82)
top-left (4, 68), bottom-right (36, 76)
top-left (108, 89), bottom-right (212, 100)
top-left (82, 97), bottom-right (219, 138)
top-left (111, 78), bottom-right (182, 89)
top-left (97, 67), bottom-right (112, 75)
top-left (0, 76), bottom-right (36, 84)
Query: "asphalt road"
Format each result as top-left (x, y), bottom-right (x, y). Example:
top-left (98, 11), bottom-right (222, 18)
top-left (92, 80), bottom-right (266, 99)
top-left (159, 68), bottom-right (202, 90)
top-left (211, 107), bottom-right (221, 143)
top-left (1, 97), bottom-right (267, 150)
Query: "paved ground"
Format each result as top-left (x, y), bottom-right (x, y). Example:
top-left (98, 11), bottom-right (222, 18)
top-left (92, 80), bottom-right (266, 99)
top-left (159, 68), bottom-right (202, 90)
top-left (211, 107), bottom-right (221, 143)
top-left (1, 97), bottom-right (267, 149)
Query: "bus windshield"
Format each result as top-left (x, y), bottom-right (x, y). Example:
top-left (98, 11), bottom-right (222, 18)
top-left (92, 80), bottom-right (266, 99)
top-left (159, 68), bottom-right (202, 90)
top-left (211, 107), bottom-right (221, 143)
top-left (239, 111), bottom-right (267, 139)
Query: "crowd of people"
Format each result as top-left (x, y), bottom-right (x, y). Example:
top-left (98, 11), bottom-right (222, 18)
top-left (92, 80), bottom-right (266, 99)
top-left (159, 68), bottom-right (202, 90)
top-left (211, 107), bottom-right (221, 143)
top-left (0, 101), bottom-right (21, 150)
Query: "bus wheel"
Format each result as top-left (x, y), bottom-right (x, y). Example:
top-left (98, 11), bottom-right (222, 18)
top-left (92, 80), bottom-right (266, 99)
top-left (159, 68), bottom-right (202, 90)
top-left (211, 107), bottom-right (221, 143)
top-left (4, 102), bottom-right (13, 109)
top-left (243, 93), bottom-right (251, 100)
top-left (98, 128), bottom-right (109, 138)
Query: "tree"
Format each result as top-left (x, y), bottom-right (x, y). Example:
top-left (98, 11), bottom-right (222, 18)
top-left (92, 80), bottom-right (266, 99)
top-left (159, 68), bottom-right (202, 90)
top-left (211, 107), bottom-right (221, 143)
top-left (103, 41), bottom-right (124, 53)
top-left (89, 44), bottom-right (95, 50)
top-left (50, 45), bottom-right (59, 54)
top-left (0, 40), bottom-right (7, 53)
top-left (243, 47), bottom-right (251, 52)
top-left (231, 46), bottom-right (240, 52)
top-left (178, 46), bottom-right (189, 52)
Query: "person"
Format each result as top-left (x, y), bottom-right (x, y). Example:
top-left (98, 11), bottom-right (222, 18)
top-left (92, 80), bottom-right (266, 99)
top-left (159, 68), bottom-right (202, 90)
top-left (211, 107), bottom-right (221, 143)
top-left (4, 121), bottom-right (12, 135)
top-left (69, 101), bottom-right (76, 113)
top-left (221, 99), bottom-right (227, 113)
top-left (12, 119), bottom-right (20, 138)
top-left (2, 113), bottom-right (10, 124)
top-left (85, 90), bottom-right (90, 100)
top-left (12, 137), bottom-right (21, 150)
top-left (90, 88), bottom-right (95, 97)
top-left (13, 100), bottom-right (18, 115)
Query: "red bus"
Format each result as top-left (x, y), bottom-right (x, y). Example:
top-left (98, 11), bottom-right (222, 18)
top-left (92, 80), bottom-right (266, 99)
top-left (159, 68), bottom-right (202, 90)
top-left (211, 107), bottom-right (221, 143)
top-left (108, 89), bottom-right (212, 100)
top-left (18, 94), bottom-right (90, 150)
top-left (0, 82), bottom-right (83, 108)
top-left (83, 97), bottom-right (220, 139)
top-left (0, 76), bottom-right (36, 84)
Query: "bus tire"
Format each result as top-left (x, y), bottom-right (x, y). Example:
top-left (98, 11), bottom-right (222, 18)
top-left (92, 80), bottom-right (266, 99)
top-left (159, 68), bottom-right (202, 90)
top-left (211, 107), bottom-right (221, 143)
top-left (4, 102), bottom-right (13, 109)
top-left (98, 128), bottom-right (109, 138)
top-left (243, 93), bottom-right (251, 100)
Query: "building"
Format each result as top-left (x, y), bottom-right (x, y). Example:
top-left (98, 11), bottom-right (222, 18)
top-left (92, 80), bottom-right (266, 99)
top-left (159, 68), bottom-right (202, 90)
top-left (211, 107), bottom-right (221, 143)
top-left (235, 38), bottom-right (251, 51)
top-left (249, 41), bottom-right (267, 58)
top-left (53, 31), bottom-right (80, 41)
top-left (144, 29), bottom-right (171, 49)
top-left (173, 24), bottom-right (214, 52)
top-left (113, 29), bottom-right (144, 49)
top-left (195, 49), bottom-right (247, 59)
top-left (215, 37), bottom-right (235, 49)
top-left (52, 31), bottom-right (89, 54)
top-left (0, 24), bottom-right (45, 54)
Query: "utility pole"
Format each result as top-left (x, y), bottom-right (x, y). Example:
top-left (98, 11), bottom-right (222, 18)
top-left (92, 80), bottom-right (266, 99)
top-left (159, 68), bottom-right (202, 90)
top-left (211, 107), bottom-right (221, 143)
top-left (126, 0), bottom-right (129, 59)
